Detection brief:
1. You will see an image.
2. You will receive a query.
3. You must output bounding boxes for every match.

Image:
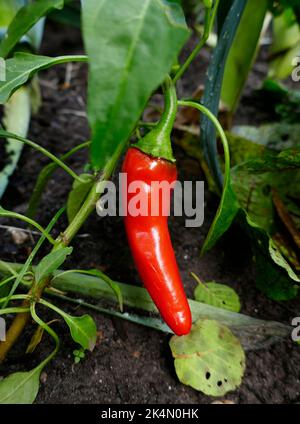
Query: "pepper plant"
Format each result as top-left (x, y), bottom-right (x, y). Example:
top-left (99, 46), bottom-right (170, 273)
top-left (0, 0), bottom-right (299, 403)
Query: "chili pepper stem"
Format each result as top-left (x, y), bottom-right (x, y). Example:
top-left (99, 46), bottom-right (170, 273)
top-left (135, 77), bottom-right (177, 162)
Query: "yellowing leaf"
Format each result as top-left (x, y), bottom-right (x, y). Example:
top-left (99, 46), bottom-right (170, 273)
top-left (170, 319), bottom-right (246, 396)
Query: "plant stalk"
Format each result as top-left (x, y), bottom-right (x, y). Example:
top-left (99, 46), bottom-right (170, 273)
top-left (0, 142), bottom-right (125, 362)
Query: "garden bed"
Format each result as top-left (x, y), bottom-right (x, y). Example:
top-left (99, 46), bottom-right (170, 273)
top-left (0, 20), bottom-right (299, 404)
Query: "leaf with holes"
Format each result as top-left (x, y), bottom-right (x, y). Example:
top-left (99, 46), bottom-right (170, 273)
top-left (194, 281), bottom-right (241, 313)
top-left (169, 319), bottom-right (246, 396)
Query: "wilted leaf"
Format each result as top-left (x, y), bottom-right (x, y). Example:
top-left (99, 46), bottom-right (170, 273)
top-left (170, 319), bottom-right (246, 396)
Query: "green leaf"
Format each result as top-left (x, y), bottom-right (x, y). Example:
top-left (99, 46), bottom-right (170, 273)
top-left (0, 52), bottom-right (87, 104)
top-left (0, 0), bottom-right (25, 30)
top-left (0, 0), bottom-right (64, 58)
top-left (63, 313), bottom-right (97, 351)
top-left (232, 123), bottom-right (300, 151)
top-left (201, 177), bottom-right (239, 253)
top-left (81, 0), bottom-right (190, 169)
top-left (221, 0), bottom-right (268, 112)
top-left (269, 40), bottom-right (300, 80)
top-left (35, 247), bottom-right (73, 284)
top-left (26, 325), bottom-right (45, 354)
top-left (0, 365), bottom-right (42, 404)
top-left (200, 0), bottom-right (247, 186)
top-left (169, 319), bottom-right (246, 396)
top-left (67, 174), bottom-right (93, 223)
top-left (45, 267), bottom-right (292, 351)
top-left (239, 210), bottom-right (299, 300)
top-left (194, 279), bottom-right (241, 313)
top-left (0, 85), bottom-right (31, 200)
top-left (270, 10), bottom-right (300, 55)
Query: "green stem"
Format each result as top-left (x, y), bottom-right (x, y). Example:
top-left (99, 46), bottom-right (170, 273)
top-left (0, 294), bottom-right (29, 304)
top-left (30, 302), bottom-right (59, 365)
top-left (0, 307), bottom-right (30, 315)
top-left (0, 210), bottom-right (57, 245)
top-left (135, 77), bottom-right (177, 162)
top-left (173, 1), bottom-right (220, 84)
top-left (177, 100), bottom-right (230, 186)
top-left (1, 207), bottom-right (65, 309)
top-left (0, 130), bottom-right (85, 183)
top-left (0, 275), bottom-right (15, 288)
top-left (55, 140), bottom-right (125, 248)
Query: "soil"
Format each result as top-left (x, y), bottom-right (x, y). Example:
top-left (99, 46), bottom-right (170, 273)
top-left (0, 21), bottom-right (300, 404)
top-left (0, 141), bottom-right (10, 170)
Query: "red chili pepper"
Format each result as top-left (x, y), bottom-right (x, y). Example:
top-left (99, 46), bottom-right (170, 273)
top-left (121, 78), bottom-right (192, 336)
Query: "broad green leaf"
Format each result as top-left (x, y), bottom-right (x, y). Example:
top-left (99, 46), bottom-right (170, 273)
top-left (269, 40), bottom-right (300, 80)
top-left (67, 174), bottom-right (93, 223)
top-left (231, 168), bottom-right (274, 233)
top-left (194, 280), bottom-right (241, 313)
top-left (0, 0), bottom-right (25, 30)
top-left (232, 123), bottom-right (300, 151)
top-left (0, 86), bottom-right (31, 200)
top-left (81, 0), bottom-right (190, 169)
top-left (0, 52), bottom-right (87, 104)
top-left (200, 0), bottom-right (247, 186)
top-left (35, 247), bottom-right (73, 284)
top-left (270, 11), bottom-right (300, 55)
top-left (62, 313), bottom-right (97, 351)
top-left (239, 210), bottom-right (299, 300)
top-left (221, 0), bottom-right (268, 112)
top-left (0, 0), bottom-right (64, 58)
top-left (170, 319), bottom-right (246, 396)
top-left (0, 365), bottom-right (42, 404)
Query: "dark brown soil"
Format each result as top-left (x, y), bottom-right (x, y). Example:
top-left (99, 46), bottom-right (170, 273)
top-left (0, 141), bottom-right (10, 170)
top-left (0, 21), bottom-right (300, 404)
